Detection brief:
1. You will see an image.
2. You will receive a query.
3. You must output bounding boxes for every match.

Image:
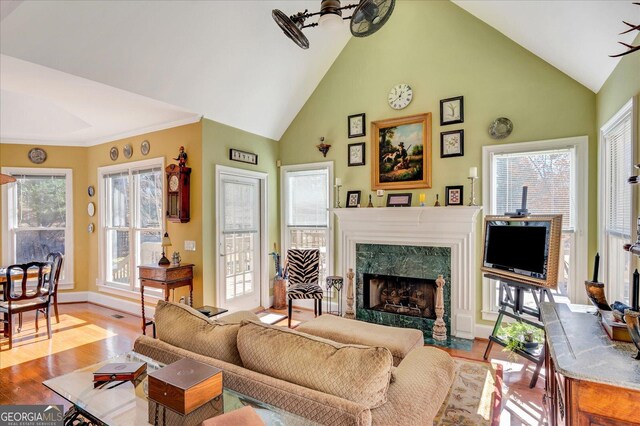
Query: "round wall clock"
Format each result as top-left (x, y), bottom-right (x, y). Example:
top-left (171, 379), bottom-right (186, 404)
top-left (388, 84), bottom-right (413, 110)
top-left (123, 144), bottom-right (133, 159)
top-left (110, 147), bottom-right (119, 161)
top-left (141, 140), bottom-right (150, 156)
top-left (28, 148), bottom-right (47, 164)
top-left (87, 202), bottom-right (95, 217)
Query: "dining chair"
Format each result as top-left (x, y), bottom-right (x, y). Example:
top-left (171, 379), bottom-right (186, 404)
top-left (45, 252), bottom-right (64, 323)
top-left (0, 261), bottom-right (56, 350)
top-left (284, 249), bottom-right (323, 328)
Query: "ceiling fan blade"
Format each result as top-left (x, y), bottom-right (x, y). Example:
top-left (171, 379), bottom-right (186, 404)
top-left (350, 0), bottom-right (395, 38)
top-left (272, 9), bottom-right (310, 49)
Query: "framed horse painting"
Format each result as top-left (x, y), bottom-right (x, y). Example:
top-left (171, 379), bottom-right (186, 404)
top-left (371, 113), bottom-right (432, 190)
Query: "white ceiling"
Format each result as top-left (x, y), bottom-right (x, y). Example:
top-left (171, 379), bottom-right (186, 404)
top-left (0, 1), bottom-right (638, 146)
top-left (0, 0), bottom-right (352, 144)
top-left (0, 55), bottom-right (201, 146)
top-left (453, 0), bottom-right (639, 93)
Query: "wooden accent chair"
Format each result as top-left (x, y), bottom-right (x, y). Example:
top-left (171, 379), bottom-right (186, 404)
top-left (1, 261), bottom-right (56, 349)
top-left (284, 249), bottom-right (323, 328)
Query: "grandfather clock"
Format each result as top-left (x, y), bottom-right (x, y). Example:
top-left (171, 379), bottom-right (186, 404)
top-left (166, 164), bottom-right (191, 223)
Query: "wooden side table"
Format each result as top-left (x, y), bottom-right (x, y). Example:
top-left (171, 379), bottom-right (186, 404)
top-left (138, 264), bottom-right (194, 336)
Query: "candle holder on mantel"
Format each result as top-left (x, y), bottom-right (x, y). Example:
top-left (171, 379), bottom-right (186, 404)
top-left (467, 176), bottom-right (479, 206)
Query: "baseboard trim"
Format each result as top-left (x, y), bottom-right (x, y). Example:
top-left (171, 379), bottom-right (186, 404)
top-left (474, 323), bottom-right (495, 339)
top-left (56, 291), bottom-right (151, 319)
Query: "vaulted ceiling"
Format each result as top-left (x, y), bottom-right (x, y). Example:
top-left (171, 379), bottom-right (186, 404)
top-left (0, 1), bottom-right (637, 146)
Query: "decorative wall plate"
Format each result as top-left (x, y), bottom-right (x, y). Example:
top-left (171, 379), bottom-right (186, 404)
top-left (28, 147), bottom-right (47, 164)
top-left (87, 185), bottom-right (95, 197)
top-left (110, 147), bottom-right (119, 161)
top-left (123, 144), bottom-right (133, 159)
top-left (88, 223), bottom-right (95, 233)
top-left (141, 140), bottom-right (150, 156)
top-left (489, 117), bottom-right (513, 139)
top-left (87, 202), bottom-right (95, 217)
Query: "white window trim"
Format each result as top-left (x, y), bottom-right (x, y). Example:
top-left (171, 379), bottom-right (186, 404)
top-left (1, 167), bottom-right (75, 289)
top-left (481, 136), bottom-right (589, 321)
top-left (215, 165), bottom-right (269, 309)
top-left (280, 162), bottom-right (334, 285)
top-left (96, 157), bottom-right (165, 296)
top-left (598, 96), bottom-right (638, 304)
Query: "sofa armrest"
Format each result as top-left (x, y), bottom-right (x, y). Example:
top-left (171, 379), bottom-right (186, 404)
top-left (370, 346), bottom-right (455, 425)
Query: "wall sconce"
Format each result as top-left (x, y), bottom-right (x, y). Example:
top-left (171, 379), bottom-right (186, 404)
top-left (316, 137), bottom-right (331, 157)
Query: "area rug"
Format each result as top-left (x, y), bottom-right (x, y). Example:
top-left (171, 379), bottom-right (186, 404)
top-left (433, 358), bottom-right (503, 426)
top-left (258, 312), bottom-right (287, 325)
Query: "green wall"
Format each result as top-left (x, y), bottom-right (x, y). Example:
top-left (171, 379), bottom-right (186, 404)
top-left (596, 33), bottom-right (640, 130)
top-left (278, 0), bottom-right (597, 325)
top-left (201, 119), bottom-right (280, 306)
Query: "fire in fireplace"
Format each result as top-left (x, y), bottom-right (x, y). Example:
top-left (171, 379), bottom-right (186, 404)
top-left (363, 273), bottom-right (436, 319)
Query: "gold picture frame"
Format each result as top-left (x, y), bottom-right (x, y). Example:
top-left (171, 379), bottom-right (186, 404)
top-left (371, 113), bottom-right (431, 190)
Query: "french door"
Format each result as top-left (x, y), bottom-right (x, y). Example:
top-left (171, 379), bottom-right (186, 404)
top-left (216, 167), bottom-right (266, 311)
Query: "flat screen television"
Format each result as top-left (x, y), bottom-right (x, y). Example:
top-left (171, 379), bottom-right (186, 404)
top-left (481, 215), bottom-right (563, 289)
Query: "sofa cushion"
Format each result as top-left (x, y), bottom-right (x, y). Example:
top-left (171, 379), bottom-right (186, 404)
top-left (236, 320), bottom-right (393, 409)
top-left (296, 315), bottom-right (424, 367)
top-left (154, 301), bottom-right (258, 366)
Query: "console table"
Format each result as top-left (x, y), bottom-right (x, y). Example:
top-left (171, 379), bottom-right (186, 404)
top-left (138, 264), bottom-right (194, 335)
top-left (541, 302), bottom-right (640, 426)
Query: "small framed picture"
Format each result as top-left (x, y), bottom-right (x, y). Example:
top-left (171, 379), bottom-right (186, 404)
top-left (440, 129), bottom-right (464, 158)
top-left (229, 148), bottom-right (258, 165)
top-left (445, 185), bottom-right (464, 206)
top-left (346, 190), bottom-right (361, 208)
top-left (348, 142), bottom-right (366, 166)
top-left (440, 96), bottom-right (464, 126)
top-left (386, 193), bottom-right (412, 207)
top-left (348, 113), bottom-right (366, 138)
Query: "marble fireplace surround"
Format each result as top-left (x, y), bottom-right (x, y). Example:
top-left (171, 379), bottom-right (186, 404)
top-left (333, 206), bottom-right (482, 340)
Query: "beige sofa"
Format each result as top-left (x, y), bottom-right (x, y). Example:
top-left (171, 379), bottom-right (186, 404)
top-left (134, 301), bottom-right (455, 425)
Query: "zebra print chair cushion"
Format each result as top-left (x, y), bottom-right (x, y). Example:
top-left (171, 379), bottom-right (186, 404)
top-left (285, 249), bottom-right (323, 301)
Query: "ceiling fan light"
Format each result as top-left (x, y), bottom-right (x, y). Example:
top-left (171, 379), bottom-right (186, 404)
top-left (319, 12), bottom-right (343, 29)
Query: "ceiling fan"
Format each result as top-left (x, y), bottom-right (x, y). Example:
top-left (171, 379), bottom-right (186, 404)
top-left (272, 0), bottom-right (396, 49)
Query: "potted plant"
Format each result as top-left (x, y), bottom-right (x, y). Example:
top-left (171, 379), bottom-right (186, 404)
top-left (499, 321), bottom-right (544, 359)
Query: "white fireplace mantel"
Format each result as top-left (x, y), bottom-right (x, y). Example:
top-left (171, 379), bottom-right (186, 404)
top-left (333, 206), bottom-right (482, 339)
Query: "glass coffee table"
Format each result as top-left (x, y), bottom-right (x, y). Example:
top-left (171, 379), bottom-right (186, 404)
top-left (43, 351), bottom-right (317, 425)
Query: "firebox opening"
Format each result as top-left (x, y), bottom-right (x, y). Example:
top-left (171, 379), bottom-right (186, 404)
top-left (363, 273), bottom-right (437, 319)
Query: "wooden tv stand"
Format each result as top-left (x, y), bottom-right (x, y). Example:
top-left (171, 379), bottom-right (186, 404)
top-left (540, 303), bottom-right (640, 426)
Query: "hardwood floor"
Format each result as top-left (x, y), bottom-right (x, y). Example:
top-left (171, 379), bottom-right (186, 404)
top-left (1, 303), bottom-right (546, 425)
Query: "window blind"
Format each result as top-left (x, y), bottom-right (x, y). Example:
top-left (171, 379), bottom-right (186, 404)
top-left (285, 169), bottom-right (328, 228)
top-left (222, 180), bottom-right (258, 234)
top-left (604, 110), bottom-right (632, 238)
top-left (493, 148), bottom-right (574, 230)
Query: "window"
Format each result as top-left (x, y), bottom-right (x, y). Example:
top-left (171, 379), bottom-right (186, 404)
top-left (99, 159), bottom-right (163, 292)
top-left (281, 162), bottom-right (333, 285)
top-left (1, 168), bottom-right (74, 286)
top-left (482, 137), bottom-right (588, 318)
top-left (600, 98), bottom-right (635, 305)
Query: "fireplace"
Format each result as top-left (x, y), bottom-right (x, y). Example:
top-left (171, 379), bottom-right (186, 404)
top-left (333, 206), bottom-right (482, 340)
top-left (363, 273), bottom-right (436, 319)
